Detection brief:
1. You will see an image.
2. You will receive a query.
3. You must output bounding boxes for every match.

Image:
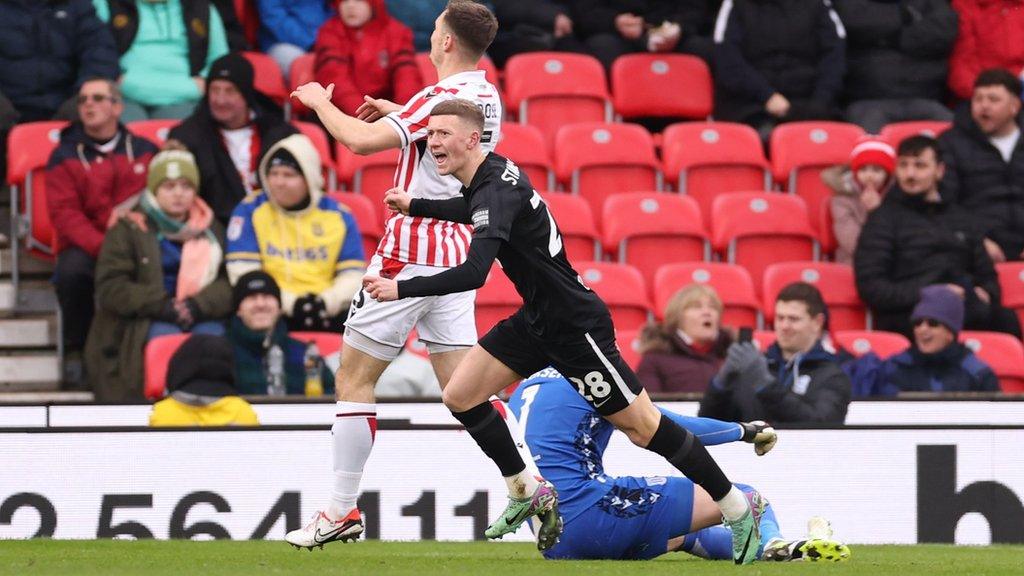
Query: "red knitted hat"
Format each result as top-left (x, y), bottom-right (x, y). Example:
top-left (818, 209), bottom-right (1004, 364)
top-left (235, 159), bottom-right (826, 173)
top-left (849, 136), bottom-right (896, 175)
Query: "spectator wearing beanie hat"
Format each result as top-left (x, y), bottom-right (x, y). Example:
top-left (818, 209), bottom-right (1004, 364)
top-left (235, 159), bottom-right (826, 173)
top-left (168, 53), bottom-right (298, 223)
top-left (150, 334), bottom-right (260, 426)
top-left (877, 285), bottom-right (999, 394)
top-left (226, 270), bottom-right (334, 395)
top-left (822, 136), bottom-right (896, 264)
top-left (94, 0), bottom-right (231, 122)
top-left (86, 149), bottom-right (233, 402)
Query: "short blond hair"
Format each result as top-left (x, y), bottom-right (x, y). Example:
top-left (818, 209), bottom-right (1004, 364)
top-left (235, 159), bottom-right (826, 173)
top-left (639, 283), bottom-right (723, 353)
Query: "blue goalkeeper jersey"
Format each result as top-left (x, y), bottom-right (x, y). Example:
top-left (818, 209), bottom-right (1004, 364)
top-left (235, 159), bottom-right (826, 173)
top-left (507, 368), bottom-right (744, 525)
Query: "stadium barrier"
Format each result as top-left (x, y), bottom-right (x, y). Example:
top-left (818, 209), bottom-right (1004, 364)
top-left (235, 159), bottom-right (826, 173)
top-left (3, 399), bottom-right (1024, 427)
top-left (2, 426), bottom-right (1022, 544)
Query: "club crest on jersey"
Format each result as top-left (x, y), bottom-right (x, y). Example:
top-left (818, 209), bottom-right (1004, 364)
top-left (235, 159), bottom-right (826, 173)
top-left (472, 209), bottom-right (490, 229)
top-left (312, 223), bottom-right (324, 237)
top-left (227, 216), bottom-right (244, 241)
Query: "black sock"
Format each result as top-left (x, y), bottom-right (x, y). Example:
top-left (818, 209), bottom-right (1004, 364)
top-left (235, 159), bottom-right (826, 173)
top-left (451, 402), bottom-right (526, 477)
top-left (646, 414), bottom-right (732, 501)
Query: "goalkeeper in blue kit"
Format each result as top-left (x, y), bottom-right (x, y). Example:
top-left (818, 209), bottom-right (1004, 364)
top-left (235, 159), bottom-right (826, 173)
top-left (506, 368), bottom-right (851, 562)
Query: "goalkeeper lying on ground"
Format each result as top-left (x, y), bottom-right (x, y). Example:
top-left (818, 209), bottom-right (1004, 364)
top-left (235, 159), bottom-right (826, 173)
top-left (505, 368), bottom-right (851, 562)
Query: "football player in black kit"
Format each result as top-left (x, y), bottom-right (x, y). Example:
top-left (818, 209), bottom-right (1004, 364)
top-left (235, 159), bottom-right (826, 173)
top-left (363, 98), bottom-right (762, 564)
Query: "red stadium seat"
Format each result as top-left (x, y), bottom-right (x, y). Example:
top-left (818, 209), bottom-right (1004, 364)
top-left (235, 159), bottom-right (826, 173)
top-left (144, 333), bottom-right (191, 399)
top-left (959, 331), bottom-right (1024, 393)
top-left (616, 329), bottom-right (643, 371)
top-left (818, 198), bottom-right (837, 257)
top-left (879, 120), bottom-right (951, 147)
top-left (752, 330), bottom-right (777, 352)
top-left (611, 54), bottom-right (712, 120)
top-left (762, 262), bottom-right (866, 331)
top-left (504, 52), bottom-right (612, 148)
top-left (127, 119), bottom-right (178, 145)
top-left (711, 192), bottom-right (818, 294)
top-left (476, 268), bottom-right (520, 336)
top-left (496, 123), bottom-right (554, 190)
top-left (653, 263), bottom-right (761, 329)
top-left (327, 192), bottom-right (383, 258)
top-left (769, 122), bottom-right (865, 234)
top-left (662, 122), bottom-right (770, 228)
top-left (292, 121), bottom-right (337, 189)
top-left (602, 193), bottom-right (709, 286)
top-left (833, 330), bottom-right (909, 359)
top-left (415, 52), bottom-right (501, 94)
top-left (539, 192), bottom-right (600, 263)
top-left (576, 261), bottom-right (651, 330)
top-left (288, 53), bottom-right (316, 117)
top-left (7, 121), bottom-right (68, 261)
top-left (554, 123), bottom-right (661, 222)
top-left (242, 51), bottom-right (290, 106)
top-left (291, 331), bottom-right (344, 357)
top-left (996, 262), bottom-right (1024, 329)
top-left (335, 144), bottom-right (399, 209)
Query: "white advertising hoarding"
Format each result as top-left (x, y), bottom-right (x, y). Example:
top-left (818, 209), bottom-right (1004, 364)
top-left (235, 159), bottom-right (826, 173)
top-left (2, 428), bottom-right (1023, 545)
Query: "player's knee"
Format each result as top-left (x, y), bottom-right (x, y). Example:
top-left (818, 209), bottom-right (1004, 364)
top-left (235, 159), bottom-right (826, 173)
top-left (441, 384), bottom-right (474, 413)
top-left (334, 370), bottom-right (375, 400)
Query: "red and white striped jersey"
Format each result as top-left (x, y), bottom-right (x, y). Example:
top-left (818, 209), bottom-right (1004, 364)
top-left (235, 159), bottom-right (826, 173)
top-left (377, 70), bottom-right (502, 267)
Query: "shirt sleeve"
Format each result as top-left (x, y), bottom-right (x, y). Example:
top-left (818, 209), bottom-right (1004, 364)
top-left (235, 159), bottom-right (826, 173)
top-left (469, 174), bottom-right (523, 242)
top-left (225, 203), bottom-right (261, 263)
top-left (336, 210), bottom-right (366, 272)
top-left (382, 85), bottom-right (456, 148)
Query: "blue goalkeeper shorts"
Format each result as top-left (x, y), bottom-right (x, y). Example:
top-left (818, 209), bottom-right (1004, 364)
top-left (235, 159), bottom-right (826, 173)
top-left (543, 475), bottom-right (694, 560)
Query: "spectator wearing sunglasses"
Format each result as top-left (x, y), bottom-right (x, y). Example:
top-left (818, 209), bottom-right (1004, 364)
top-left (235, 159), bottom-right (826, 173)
top-left (877, 285), bottom-right (999, 394)
top-left (46, 78), bottom-right (159, 363)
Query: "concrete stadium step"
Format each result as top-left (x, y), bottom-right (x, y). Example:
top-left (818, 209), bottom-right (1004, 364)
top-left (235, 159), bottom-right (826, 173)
top-left (0, 352), bottom-right (61, 390)
top-left (1, 248), bottom-right (55, 280)
top-left (0, 280), bottom-right (58, 316)
top-left (0, 317), bottom-right (56, 348)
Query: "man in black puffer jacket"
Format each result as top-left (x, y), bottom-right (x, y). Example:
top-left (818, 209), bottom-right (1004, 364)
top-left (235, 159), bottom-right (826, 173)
top-left (855, 134), bottom-right (1021, 338)
top-left (939, 68), bottom-right (1024, 263)
top-left (712, 0), bottom-right (846, 139)
top-left (833, 0), bottom-right (957, 133)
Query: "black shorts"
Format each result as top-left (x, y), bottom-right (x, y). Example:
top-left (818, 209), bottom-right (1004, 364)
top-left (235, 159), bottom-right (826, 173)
top-left (478, 309), bottom-right (644, 416)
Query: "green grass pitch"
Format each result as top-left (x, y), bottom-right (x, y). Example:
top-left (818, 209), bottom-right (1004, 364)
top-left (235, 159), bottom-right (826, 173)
top-left (1, 541), bottom-right (1022, 576)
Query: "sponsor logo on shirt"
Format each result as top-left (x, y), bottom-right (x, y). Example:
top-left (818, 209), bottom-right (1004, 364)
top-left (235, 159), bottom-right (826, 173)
top-left (472, 209), bottom-right (489, 229)
top-left (227, 217), bottom-right (244, 241)
top-left (265, 243), bottom-right (330, 262)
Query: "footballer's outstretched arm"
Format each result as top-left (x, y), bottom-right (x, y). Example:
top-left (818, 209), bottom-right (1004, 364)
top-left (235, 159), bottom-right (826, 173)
top-left (395, 238), bottom-right (501, 298)
top-left (291, 82), bottom-right (401, 155)
top-left (409, 197), bottom-right (473, 224)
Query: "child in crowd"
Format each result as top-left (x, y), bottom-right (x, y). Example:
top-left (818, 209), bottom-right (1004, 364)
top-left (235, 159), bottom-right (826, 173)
top-left (822, 136), bottom-right (896, 265)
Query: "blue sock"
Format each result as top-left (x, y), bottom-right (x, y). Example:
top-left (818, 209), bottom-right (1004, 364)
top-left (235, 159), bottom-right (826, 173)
top-left (679, 484), bottom-right (783, 560)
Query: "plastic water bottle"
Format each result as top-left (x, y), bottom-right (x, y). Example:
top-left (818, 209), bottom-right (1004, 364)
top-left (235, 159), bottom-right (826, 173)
top-left (267, 344), bottom-right (286, 396)
top-left (304, 342), bottom-right (324, 397)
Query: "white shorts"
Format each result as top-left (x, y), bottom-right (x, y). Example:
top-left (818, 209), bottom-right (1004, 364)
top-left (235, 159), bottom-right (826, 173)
top-left (344, 255), bottom-right (477, 361)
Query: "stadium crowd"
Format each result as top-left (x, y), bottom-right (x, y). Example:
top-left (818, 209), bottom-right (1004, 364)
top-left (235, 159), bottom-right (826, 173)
top-left (1, 0), bottom-right (1023, 422)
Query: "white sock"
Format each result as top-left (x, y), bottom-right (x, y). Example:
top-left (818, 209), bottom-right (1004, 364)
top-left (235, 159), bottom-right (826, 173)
top-left (504, 469), bottom-right (540, 500)
top-left (716, 486), bottom-right (750, 522)
top-left (328, 401), bottom-right (376, 520)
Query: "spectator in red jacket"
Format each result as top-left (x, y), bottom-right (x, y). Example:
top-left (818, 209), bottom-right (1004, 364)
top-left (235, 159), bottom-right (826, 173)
top-left (636, 283), bottom-right (733, 394)
top-left (313, 0), bottom-right (422, 115)
top-left (45, 78), bottom-right (159, 352)
top-left (948, 0), bottom-right (1024, 101)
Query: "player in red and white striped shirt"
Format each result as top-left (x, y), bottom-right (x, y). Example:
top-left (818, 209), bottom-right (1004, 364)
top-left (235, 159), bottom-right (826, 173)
top-left (286, 1), bottom-right (507, 549)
